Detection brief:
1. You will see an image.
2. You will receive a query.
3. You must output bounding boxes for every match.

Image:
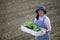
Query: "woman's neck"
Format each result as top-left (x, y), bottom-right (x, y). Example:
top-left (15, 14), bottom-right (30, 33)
top-left (39, 15), bottom-right (44, 17)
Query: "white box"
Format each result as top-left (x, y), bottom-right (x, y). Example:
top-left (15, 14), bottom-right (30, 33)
top-left (20, 25), bottom-right (46, 36)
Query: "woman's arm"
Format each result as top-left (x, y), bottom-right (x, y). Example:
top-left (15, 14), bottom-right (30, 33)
top-left (34, 18), bottom-right (36, 23)
top-left (44, 17), bottom-right (52, 33)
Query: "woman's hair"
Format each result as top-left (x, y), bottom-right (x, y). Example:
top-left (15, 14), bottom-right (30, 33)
top-left (36, 14), bottom-right (39, 20)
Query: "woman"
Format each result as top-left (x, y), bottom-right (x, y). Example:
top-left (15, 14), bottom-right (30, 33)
top-left (34, 6), bottom-right (52, 40)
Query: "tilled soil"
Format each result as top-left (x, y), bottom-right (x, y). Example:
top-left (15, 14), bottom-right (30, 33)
top-left (0, 0), bottom-right (60, 40)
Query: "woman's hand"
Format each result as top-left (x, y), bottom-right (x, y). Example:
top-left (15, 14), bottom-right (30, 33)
top-left (45, 30), bottom-right (49, 33)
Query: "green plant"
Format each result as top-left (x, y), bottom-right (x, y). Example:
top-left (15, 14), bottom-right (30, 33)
top-left (24, 21), bottom-right (40, 32)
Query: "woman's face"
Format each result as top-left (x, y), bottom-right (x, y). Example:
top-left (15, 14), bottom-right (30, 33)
top-left (38, 10), bottom-right (44, 17)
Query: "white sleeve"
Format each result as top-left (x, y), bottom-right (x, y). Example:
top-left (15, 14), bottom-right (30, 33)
top-left (44, 17), bottom-right (52, 31)
top-left (34, 18), bottom-right (36, 23)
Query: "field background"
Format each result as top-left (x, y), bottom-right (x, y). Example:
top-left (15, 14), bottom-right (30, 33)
top-left (0, 0), bottom-right (60, 40)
